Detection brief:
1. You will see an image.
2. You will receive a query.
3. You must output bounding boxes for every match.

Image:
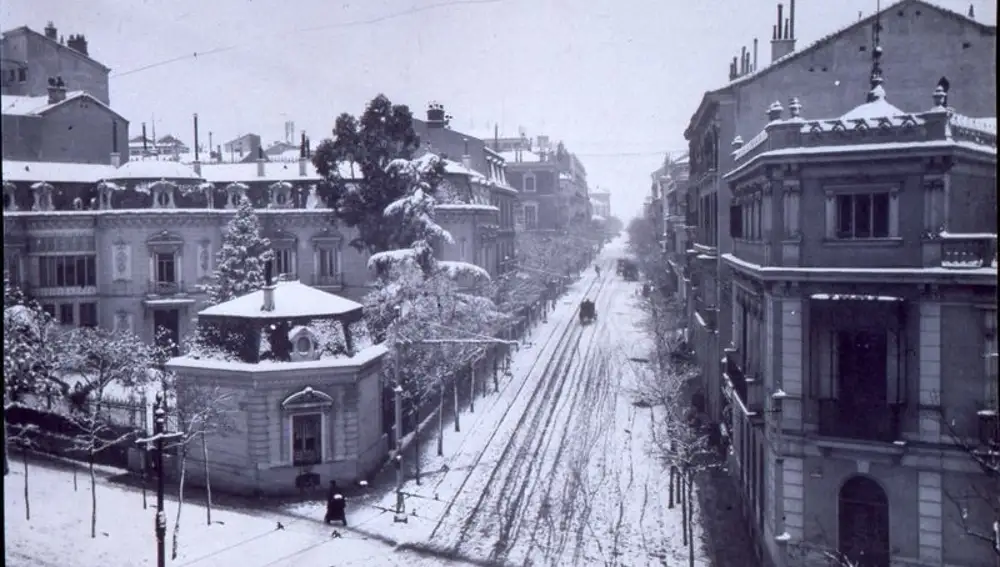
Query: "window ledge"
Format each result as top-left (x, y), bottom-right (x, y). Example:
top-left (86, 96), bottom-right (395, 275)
top-left (821, 237), bottom-right (903, 247)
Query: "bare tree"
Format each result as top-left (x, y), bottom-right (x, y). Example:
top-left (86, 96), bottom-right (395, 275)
top-left (940, 405), bottom-right (1000, 557)
top-left (6, 420), bottom-right (38, 520)
top-left (163, 375), bottom-right (238, 559)
top-left (59, 327), bottom-right (158, 538)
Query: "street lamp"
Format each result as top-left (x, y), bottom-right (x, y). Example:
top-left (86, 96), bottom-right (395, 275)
top-left (136, 391), bottom-right (182, 567)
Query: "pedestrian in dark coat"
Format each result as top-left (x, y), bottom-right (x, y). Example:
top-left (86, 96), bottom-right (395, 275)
top-left (325, 480), bottom-right (347, 526)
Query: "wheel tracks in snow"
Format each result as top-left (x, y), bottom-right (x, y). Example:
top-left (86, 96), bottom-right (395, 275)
top-left (427, 270), bottom-right (612, 546)
top-left (479, 273), bottom-right (617, 562)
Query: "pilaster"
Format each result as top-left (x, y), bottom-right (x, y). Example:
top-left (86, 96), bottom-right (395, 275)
top-left (780, 457), bottom-right (805, 540)
top-left (917, 471), bottom-right (943, 563)
top-left (918, 301), bottom-right (942, 443)
top-left (778, 290), bottom-right (803, 430)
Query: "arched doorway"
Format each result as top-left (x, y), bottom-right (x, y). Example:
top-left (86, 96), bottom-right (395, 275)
top-left (838, 475), bottom-right (890, 567)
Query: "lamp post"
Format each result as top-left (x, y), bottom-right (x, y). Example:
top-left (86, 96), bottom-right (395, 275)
top-left (136, 391), bottom-right (182, 567)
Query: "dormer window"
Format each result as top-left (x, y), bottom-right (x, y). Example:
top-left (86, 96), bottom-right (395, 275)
top-left (30, 181), bottom-right (54, 211)
top-left (224, 182), bottom-right (249, 209)
top-left (150, 180), bottom-right (177, 209)
top-left (3, 181), bottom-right (17, 211)
top-left (269, 181), bottom-right (293, 209)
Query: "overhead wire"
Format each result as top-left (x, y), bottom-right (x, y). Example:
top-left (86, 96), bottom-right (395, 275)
top-left (111, 0), bottom-right (504, 80)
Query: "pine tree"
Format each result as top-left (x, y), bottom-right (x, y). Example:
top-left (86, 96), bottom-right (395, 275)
top-left (313, 94), bottom-right (444, 256)
top-left (205, 199), bottom-right (274, 305)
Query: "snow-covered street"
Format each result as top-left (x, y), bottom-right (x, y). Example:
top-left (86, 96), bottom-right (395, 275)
top-left (5, 238), bottom-right (712, 567)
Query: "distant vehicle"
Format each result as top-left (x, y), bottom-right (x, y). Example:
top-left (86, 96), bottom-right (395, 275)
top-left (579, 299), bottom-right (596, 325)
top-left (618, 258), bottom-right (638, 281)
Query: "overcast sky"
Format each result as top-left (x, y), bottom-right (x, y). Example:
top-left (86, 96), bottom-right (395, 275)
top-left (3, 0), bottom-right (996, 220)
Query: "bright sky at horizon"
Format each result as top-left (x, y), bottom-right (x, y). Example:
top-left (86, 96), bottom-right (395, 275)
top-left (3, 0), bottom-right (996, 221)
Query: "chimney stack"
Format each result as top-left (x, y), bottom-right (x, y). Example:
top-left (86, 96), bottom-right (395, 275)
top-left (298, 133), bottom-right (308, 176)
top-left (770, 1), bottom-right (797, 62)
top-left (46, 76), bottom-right (67, 104)
top-left (968, 4), bottom-right (975, 18)
top-left (753, 38), bottom-right (759, 71)
top-left (741, 46), bottom-right (747, 74)
top-left (44, 21), bottom-right (57, 40)
top-left (262, 263), bottom-right (276, 312)
top-left (142, 123), bottom-right (149, 153)
top-left (427, 102), bottom-right (446, 128)
top-left (193, 113), bottom-right (200, 162)
top-left (110, 120), bottom-right (121, 168)
top-left (257, 146), bottom-right (265, 177)
top-left (67, 34), bottom-right (89, 56)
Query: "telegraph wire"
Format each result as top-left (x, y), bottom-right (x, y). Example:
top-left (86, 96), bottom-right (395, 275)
top-left (111, 0), bottom-right (504, 79)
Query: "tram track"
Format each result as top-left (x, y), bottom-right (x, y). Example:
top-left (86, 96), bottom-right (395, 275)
top-left (426, 266), bottom-right (613, 542)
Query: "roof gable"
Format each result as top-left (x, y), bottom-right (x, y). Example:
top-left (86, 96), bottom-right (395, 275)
top-left (1, 90), bottom-right (126, 123)
top-left (1, 26), bottom-right (111, 72)
top-left (724, 0), bottom-right (993, 91)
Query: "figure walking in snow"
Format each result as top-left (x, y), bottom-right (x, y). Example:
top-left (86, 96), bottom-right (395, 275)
top-left (594, 264), bottom-right (601, 276)
top-left (325, 481), bottom-right (347, 526)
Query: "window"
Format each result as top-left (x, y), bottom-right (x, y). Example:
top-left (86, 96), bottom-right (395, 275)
top-left (79, 302), bottom-right (98, 327)
top-left (271, 249), bottom-right (296, 278)
top-left (17, 68), bottom-right (26, 82)
top-left (37, 255), bottom-right (97, 288)
top-left (730, 205), bottom-right (743, 239)
top-left (318, 249), bottom-right (340, 277)
top-left (155, 253), bottom-right (176, 283)
top-left (524, 175), bottom-right (536, 193)
top-left (459, 239), bottom-right (467, 261)
top-left (835, 193), bottom-right (890, 239)
top-left (524, 204), bottom-right (538, 229)
top-left (291, 413), bottom-right (322, 466)
top-left (42, 304), bottom-right (55, 318)
top-left (5, 253), bottom-right (21, 283)
top-left (59, 304), bottom-right (74, 325)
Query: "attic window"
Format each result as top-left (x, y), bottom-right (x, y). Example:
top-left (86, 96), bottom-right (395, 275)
top-left (915, 10), bottom-right (921, 16)
top-left (963, 42), bottom-right (971, 49)
top-left (897, 10), bottom-right (904, 16)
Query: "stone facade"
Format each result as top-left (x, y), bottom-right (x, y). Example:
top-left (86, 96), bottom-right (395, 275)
top-left (1, 23), bottom-right (111, 105)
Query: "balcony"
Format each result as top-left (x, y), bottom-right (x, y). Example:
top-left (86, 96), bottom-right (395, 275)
top-left (817, 399), bottom-right (904, 443)
top-left (940, 233), bottom-right (997, 269)
top-left (723, 349), bottom-right (762, 413)
top-left (311, 273), bottom-right (345, 288)
top-left (695, 297), bottom-right (717, 331)
top-left (147, 280), bottom-right (187, 296)
top-left (978, 408), bottom-right (999, 452)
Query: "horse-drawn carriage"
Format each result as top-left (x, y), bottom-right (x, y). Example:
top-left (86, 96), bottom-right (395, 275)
top-left (579, 299), bottom-right (596, 324)
top-left (617, 258), bottom-right (639, 281)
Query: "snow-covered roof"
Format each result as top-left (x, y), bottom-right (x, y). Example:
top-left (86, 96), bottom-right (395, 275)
top-left (107, 159), bottom-right (202, 182)
top-left (839, 90), bottom-right (906, 121)
top-left (168, 343), bottom-right (387, 373)
top-left (442, 159), bottom-right (487, 181)
top-left (193, 160), bottom-right (360, 183)
top-left (437, 203), bottom-right (500, 213)
top-left (1, 160), bottom-right (117, 183)
top-left (197, 280), bottom-right (363, 320)
top-left (499, 149), bottom-right (542, 163)
top-left (592, 214), bottom-right (607, 222)
top-left (1, 91), bottom-right (125, 121)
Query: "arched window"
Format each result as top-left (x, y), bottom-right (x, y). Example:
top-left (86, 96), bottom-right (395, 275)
top-left (838, 475), bottom-right (890, 567)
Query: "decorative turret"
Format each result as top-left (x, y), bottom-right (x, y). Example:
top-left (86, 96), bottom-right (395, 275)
top-left (767, 100), bottom-right (784, 122)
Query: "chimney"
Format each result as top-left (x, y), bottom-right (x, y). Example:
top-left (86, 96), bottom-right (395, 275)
top-left (741, 46), bottom-right (747, 74)
top-left (142, 123), bottom-right (149, 153)
top-left (257, 146), bottom-right (265, 177)
top-left (753, 38), bottom-right (759, 71)
top-left (298, 133), bottom-right (308, 176)
top-left (968, 4), bottom-right (975, 18)
top-left (461, 138), bottom-right (472, 169)
top-left (494, 123), bottom-right (499, 151)
top-left (44, 21), bottom-right (57, 40)
top-left (67, 34), bottom-right (89, 56)
top-left (46, 76), bottom-right (67, 104)
top-left (193, 113), bottom-right (200, 162)
top-left (770, 2), bottom-right (796, 62)
top-left (789, 0), bottom-right (796, 40)
top-left (261, 263), bottom-right (276, 312)
top-left (110, 120), bottom-right (121, 167)
top-left (427, 102), bottom-right (446, 128)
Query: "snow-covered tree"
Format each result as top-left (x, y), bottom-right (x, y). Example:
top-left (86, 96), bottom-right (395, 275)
top-left (367, 154), bottom-right (452, 276)
top-left (313, 94), bottom-right (445, 258)
top-left (59, 326), bottom-right (160, 538)
top-left (204, 199), bottom-right (274, 305)
top-left (163, 374), bottom-right (238, 559)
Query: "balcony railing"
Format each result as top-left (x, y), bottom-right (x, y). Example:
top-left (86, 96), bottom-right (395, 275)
top-left (147, 280), bottom-right (187, 296)
top-left (817, 399), bottom-right (904, 443)
top-left (723, 349), bottom-right (762, 413)
top-left (940, 233), bottom-right (997, 269)
top-left (978, 408), bottom-right (999, 451)
top-left (312, 273), bottom-right (345, 287)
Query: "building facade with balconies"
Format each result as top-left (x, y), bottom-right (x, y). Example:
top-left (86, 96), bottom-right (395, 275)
top-left (2, 145), bottom-right (372, 350)
top-left (719, 74), bottom-right (997, 567)
top-left (501, 136), bottom-right (590, 232)
top-left (682, 0), bottom-right (996, 443)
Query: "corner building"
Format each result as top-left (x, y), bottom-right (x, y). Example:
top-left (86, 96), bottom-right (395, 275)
top-left (720, 73), bottom-right (997, 566)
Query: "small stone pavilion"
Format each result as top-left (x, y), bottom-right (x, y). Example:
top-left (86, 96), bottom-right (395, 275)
top-left (166, 267), bottom-right (388, 495)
